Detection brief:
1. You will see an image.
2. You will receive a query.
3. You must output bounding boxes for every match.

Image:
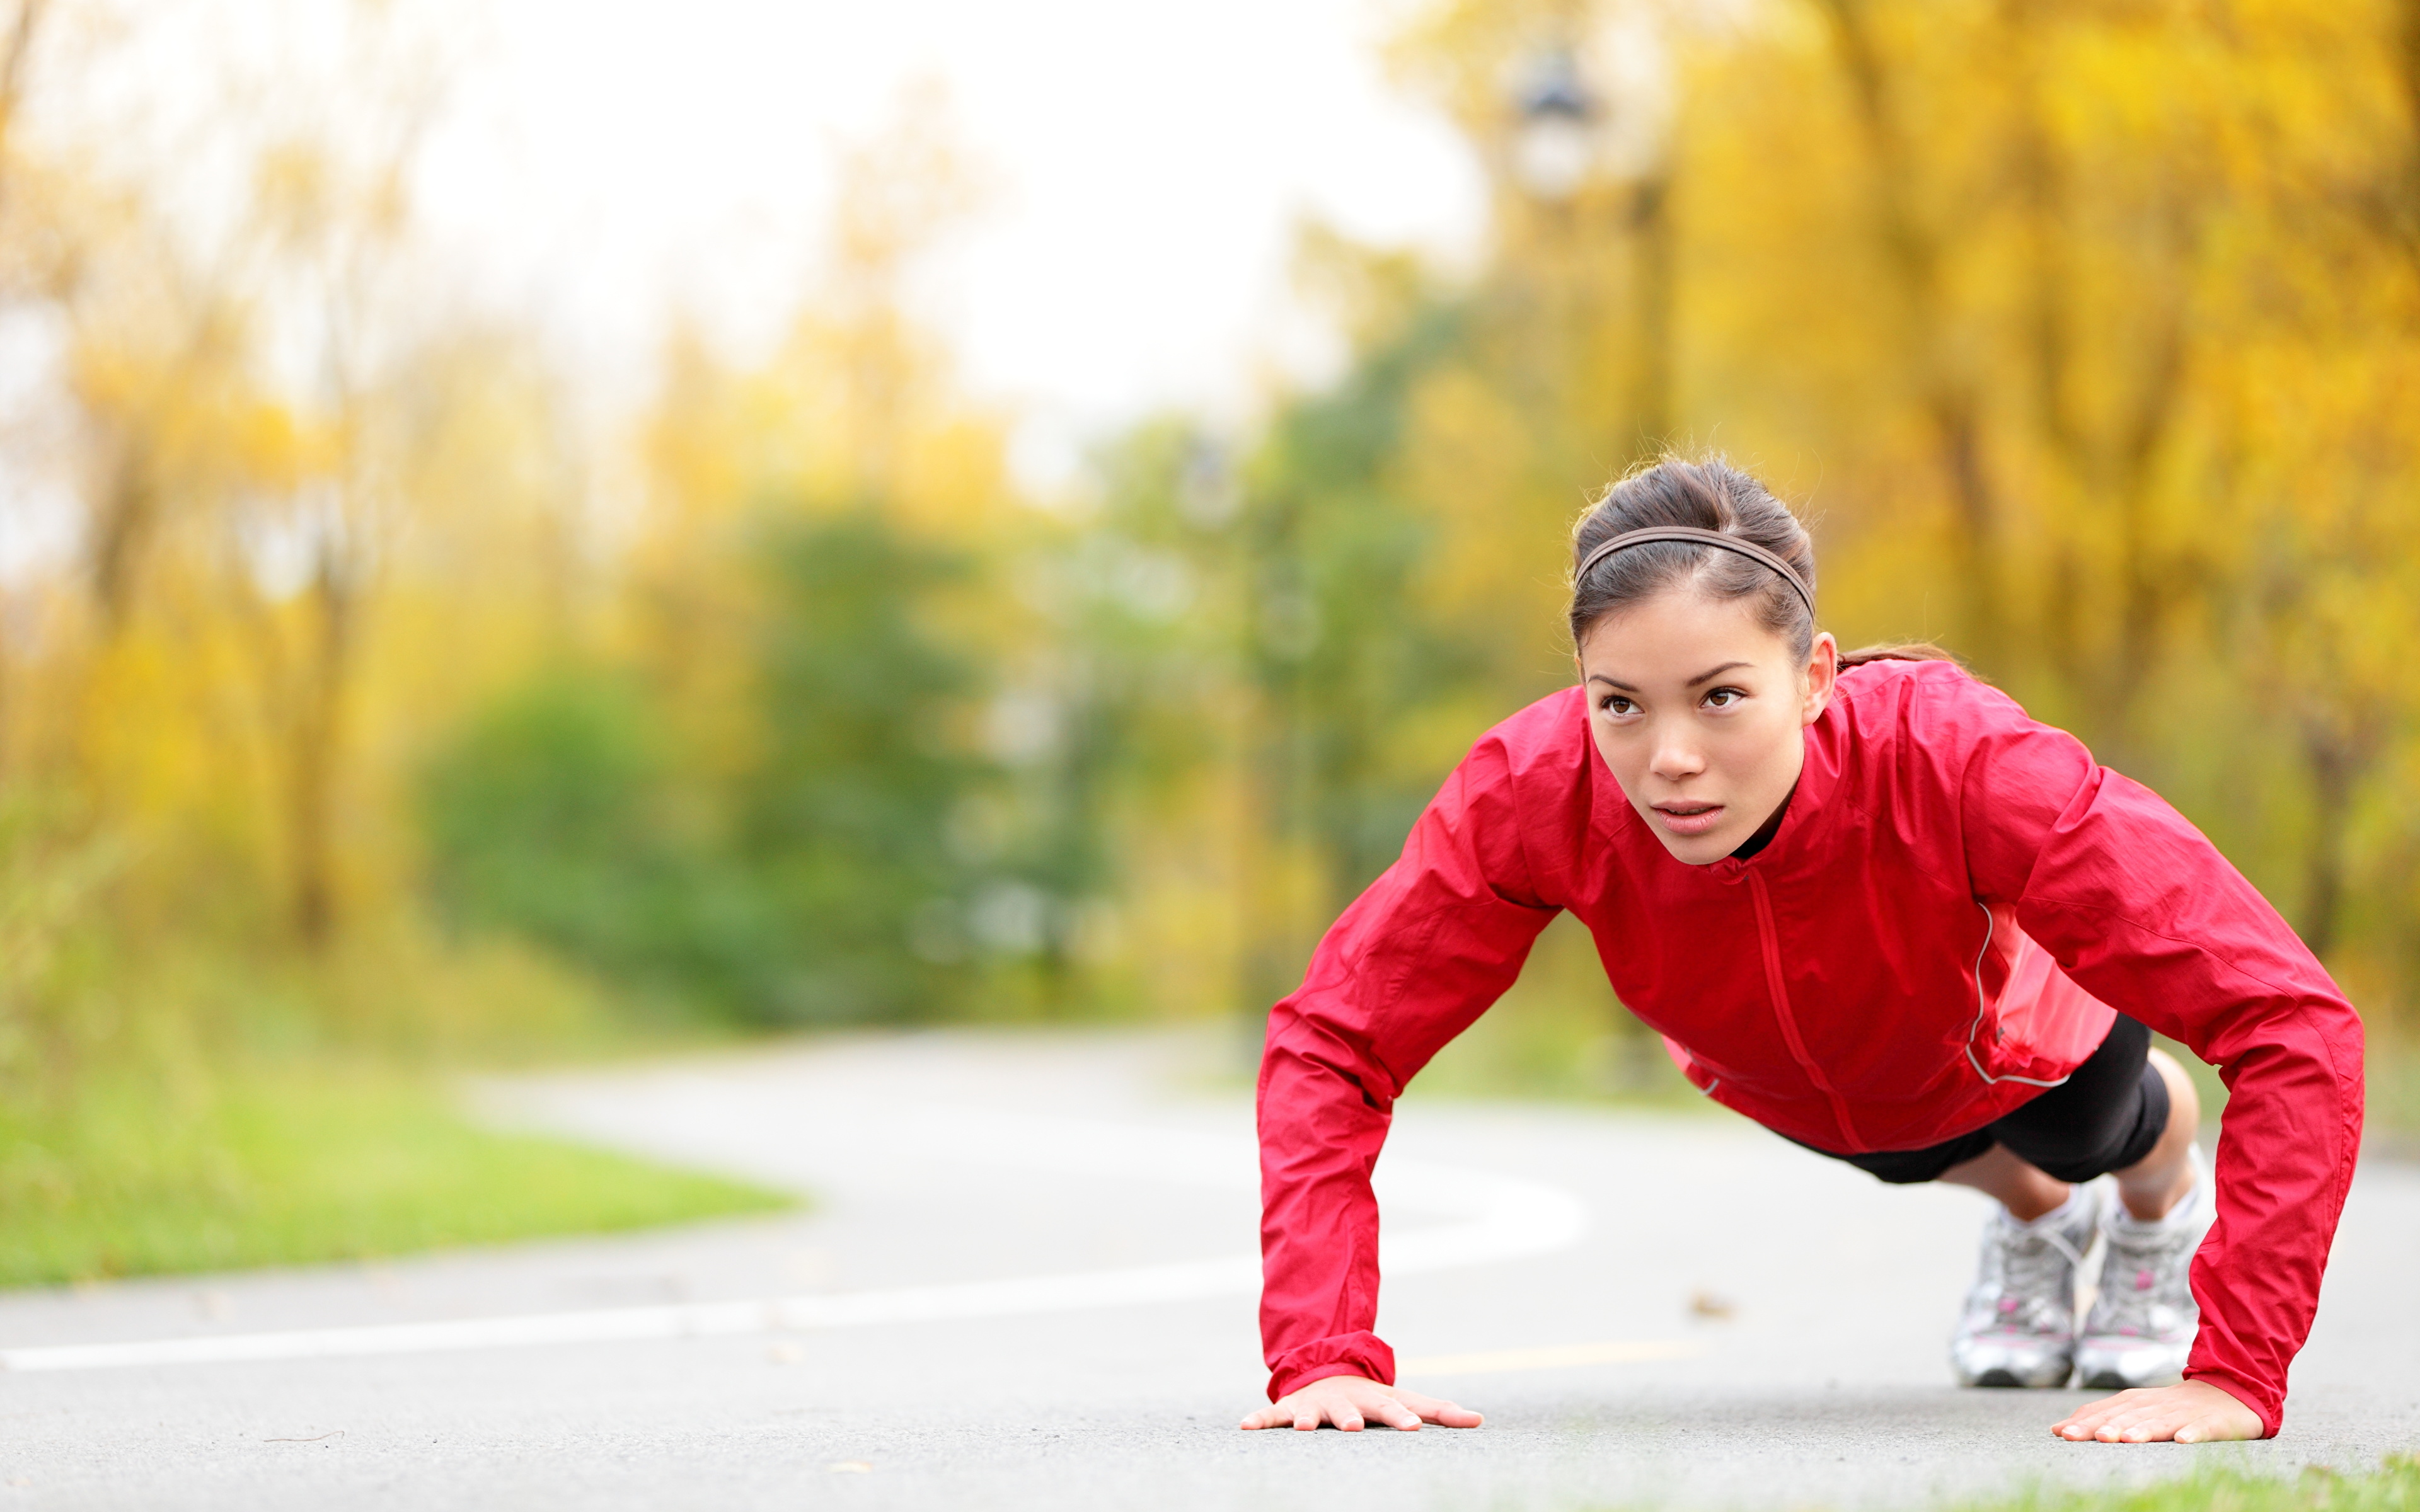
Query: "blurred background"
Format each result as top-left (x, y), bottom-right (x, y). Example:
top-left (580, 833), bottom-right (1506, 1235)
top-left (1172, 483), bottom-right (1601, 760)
top-left (0, 0), bottom-right (2415, 1283)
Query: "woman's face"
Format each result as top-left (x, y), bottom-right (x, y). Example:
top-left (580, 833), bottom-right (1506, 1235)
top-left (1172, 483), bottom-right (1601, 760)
top-left (1576, 588), bottom-right (1838, 865)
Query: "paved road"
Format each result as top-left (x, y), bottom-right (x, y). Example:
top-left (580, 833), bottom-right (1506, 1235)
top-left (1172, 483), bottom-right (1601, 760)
top-left (0, 1029), bottom-right (2412, 1510)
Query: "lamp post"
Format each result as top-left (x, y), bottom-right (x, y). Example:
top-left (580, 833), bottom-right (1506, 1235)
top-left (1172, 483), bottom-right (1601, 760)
top-left (1511, 45), bottom-right (1598, 203)
top-left (1506, 32), bottom-right (1674, 456)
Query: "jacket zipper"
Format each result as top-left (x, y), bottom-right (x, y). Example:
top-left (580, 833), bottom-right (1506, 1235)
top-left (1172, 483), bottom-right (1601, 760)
top-left (1746, 870), bottom-right (1862, 1152)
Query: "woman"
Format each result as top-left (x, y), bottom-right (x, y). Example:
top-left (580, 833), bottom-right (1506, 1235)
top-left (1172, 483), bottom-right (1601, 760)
top-left (1240, 457), bottom-right (2362, 1445)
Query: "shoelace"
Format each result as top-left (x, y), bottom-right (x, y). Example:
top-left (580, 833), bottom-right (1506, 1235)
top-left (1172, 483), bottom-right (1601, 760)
top-left (2090, 1220), bottom-right (2196, 1337)
top-left (1979, 1218), bottom-right (2087, 1333)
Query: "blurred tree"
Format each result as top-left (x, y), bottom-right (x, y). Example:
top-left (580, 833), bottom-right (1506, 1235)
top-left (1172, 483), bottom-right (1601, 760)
top-left (734, 508), bottom-right (985, 1021)
top-left (424, 88), bottom-right (1035, 1024)
top-left (418, 669), bottom-right (694, 983)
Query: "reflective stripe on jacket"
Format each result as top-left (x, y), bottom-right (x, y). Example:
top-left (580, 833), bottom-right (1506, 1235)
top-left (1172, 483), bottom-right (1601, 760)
top-left (1257, 658), bottom-right (2363, 1436)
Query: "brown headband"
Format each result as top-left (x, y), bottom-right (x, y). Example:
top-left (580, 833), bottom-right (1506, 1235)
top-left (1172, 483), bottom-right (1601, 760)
top-left (1574, 525), bottom-right (1815, 620)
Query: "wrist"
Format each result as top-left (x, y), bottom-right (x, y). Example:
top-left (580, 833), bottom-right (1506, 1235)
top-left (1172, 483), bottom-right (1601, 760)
top-left (2183, 1372), bottom-right (2276, 1438)
top-left (1270, 1364), bottom-right (1376, 1402)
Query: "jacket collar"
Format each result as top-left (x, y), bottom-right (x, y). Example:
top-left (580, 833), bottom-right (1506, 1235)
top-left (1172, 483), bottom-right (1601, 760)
top-left (1704, 706), bottom-right (1846, 884)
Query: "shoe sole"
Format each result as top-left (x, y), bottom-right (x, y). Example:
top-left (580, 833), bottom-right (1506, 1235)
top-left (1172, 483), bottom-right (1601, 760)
top-left (2074, 1364), bottom-right (2184, 1390)
top-left (1956, 1363), bottom-right (2073, 1389)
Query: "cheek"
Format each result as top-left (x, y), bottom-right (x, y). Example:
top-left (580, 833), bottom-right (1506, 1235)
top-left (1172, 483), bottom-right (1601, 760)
top-left (1712, 713), bottom-right (1796, 787)
top-left (1587, 724), bottom-right (1640, 784)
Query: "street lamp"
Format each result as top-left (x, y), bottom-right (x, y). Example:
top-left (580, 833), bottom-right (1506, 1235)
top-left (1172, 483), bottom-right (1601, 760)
top-left (1510, 45), bottom-right (1598, 202)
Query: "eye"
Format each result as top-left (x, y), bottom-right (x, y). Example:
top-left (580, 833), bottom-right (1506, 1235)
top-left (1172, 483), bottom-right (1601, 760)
top-left (1597, 694), bottom-right (1637, 718)
top-left (1702, 686), bottom-right (1747, 709)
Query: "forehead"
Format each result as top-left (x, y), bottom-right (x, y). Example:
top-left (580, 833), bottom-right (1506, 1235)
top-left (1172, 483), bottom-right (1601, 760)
top-left (1577, 590), bottom-right (1792, 681)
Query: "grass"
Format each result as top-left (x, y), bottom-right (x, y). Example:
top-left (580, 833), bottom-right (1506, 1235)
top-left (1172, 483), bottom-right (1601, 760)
top-left (0, 1059), bottom-right (794, 1288)
top-left (1941, 1457), bottom-right (2420, 1512)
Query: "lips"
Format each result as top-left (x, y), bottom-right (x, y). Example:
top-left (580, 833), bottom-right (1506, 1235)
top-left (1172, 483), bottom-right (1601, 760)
top-left (1652, 801), bottom-right (1726, 837)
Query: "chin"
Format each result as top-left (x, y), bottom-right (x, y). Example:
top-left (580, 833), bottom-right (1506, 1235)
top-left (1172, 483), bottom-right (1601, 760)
top-left (1643, 826), bottom-right (1743, 867)
top-left (1661, 838), bottom-right (1734, 866)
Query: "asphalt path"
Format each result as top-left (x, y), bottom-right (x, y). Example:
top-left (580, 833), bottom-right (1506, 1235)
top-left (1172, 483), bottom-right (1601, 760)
top-left (0, 1029), bottom-right (2412, 1511)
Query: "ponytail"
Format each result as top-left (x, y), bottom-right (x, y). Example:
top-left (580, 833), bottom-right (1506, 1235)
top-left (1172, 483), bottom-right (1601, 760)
top-left (1836, 641), bottom-right (1978, 677)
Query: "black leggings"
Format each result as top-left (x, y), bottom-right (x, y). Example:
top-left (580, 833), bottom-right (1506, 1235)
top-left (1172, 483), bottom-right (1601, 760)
top-left (1796, 1014), bottom-right (2170, 1185)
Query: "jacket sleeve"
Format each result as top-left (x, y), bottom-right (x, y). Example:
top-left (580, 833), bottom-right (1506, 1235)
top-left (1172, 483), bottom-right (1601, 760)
top-left (1257, 731), bottom-right (1562, 1401)
top-left (1958, 699), bottom-right (2365, 1438)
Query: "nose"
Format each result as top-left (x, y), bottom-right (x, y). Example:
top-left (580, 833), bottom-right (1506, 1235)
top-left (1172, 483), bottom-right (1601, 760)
top-left (1649, 718), bottom-right (1705, 785)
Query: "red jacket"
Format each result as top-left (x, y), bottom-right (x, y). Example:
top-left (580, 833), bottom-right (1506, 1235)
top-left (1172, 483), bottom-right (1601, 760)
top-left (1257, 658), bottom-right (2363, 1436)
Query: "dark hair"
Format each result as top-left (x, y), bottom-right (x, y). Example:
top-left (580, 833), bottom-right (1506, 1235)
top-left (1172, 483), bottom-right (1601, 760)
top-left (1567, 455), bottom-right (1963, 672)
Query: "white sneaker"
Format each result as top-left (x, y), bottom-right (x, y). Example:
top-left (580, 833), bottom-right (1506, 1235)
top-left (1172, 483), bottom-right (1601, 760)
top-left (1951, 1183), bottom-right (2104, 1389)
top-left (2075, 1147), bottom-right (2209, 1390)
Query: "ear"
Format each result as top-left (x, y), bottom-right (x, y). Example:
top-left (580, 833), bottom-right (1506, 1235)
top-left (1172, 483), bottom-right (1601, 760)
top-left (1801, 633), bottom-right (1840, 726)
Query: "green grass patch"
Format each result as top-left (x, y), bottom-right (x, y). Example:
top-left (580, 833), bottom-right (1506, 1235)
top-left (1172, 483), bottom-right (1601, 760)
top-left (1940, 1457), bottom-right (2420, 1512)
top-left (0, 1062), bottom-right (795, 1287)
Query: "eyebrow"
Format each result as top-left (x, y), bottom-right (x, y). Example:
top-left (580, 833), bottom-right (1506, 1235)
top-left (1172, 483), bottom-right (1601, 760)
top-left (1587, 660), bottom-right (1754, 693)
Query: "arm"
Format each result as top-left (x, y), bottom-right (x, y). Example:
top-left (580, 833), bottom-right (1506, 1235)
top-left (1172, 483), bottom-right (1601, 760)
top-left (1960, 708), bottom-right (2365, 1438)
top-left (1257, 732), bottom-right (1562, 1405)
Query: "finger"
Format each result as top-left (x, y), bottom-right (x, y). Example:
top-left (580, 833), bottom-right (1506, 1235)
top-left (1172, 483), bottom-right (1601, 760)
top-left (1390, 1389), bottom-right (1480, 1428)
top-left (1403, 1394), bottom-right (1481, 1428)
top-left (1293, 1407), bottom-right (1322, 1432)
top-left (2119, 1413), bottom-right (2191, 1444)
top-left (2052, 1405), bottom-right (2123, 1440)
top-left (1373, 1400), bottom-right (1422, 1431)
top-left (2052, 1405), bottom-right (2113, 1439)
top-left (1334, 1405), bottom-right (1366, 1433)
top-left (2098, 1408), bottom-right (2175, 1443)
top-left (2087, 1407), bottom-right (2154, 1441)
top-left (2055, 1389), bottom-right (2150, 1439)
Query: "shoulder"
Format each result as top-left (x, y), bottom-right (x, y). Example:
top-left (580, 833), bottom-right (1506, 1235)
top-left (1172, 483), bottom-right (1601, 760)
top-left (1829, 657), bottom-right (2065, 759)
top-left (1430, 687), bottom-right (1597, 878)
top-left (1470, 684), bottom-right (1592, 777)
top-left (1827, 657), bottom-right (2099, 823)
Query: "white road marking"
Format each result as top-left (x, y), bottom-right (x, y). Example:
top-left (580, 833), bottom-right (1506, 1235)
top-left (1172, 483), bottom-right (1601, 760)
top-left (0, 1125), bottom-right (1587, 1373)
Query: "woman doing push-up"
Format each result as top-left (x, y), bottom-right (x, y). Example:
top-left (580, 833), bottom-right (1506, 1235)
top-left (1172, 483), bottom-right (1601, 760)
top-left (1241, 457), bottom-right (2362, 1444)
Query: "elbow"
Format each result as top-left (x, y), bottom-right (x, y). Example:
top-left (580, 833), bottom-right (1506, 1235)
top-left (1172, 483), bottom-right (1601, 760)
top-left (1258, 1009), bottom-right (1400, 1119)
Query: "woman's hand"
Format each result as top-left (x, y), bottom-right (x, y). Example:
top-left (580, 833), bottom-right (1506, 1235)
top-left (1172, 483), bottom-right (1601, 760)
top-left (2051, 1380), bottom-right (2264, 1443)
top-left (1239, 1375), bottom-right (1484, 1432)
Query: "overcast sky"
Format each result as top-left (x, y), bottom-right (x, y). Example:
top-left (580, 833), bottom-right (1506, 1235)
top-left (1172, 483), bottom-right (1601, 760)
top-left (408, 0), bottom-right (1489, 484)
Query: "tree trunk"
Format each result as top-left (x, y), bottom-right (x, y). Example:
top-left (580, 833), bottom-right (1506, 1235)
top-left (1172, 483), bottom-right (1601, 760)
top-left (285, 537), bottom-right (358, 951)
top-left (2398, 0), bottom-right (2420, 267)
top-left (2296, 719), bottom-right (2379, 962)
top-left (1630, 173), bottom-right (1675, 459)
